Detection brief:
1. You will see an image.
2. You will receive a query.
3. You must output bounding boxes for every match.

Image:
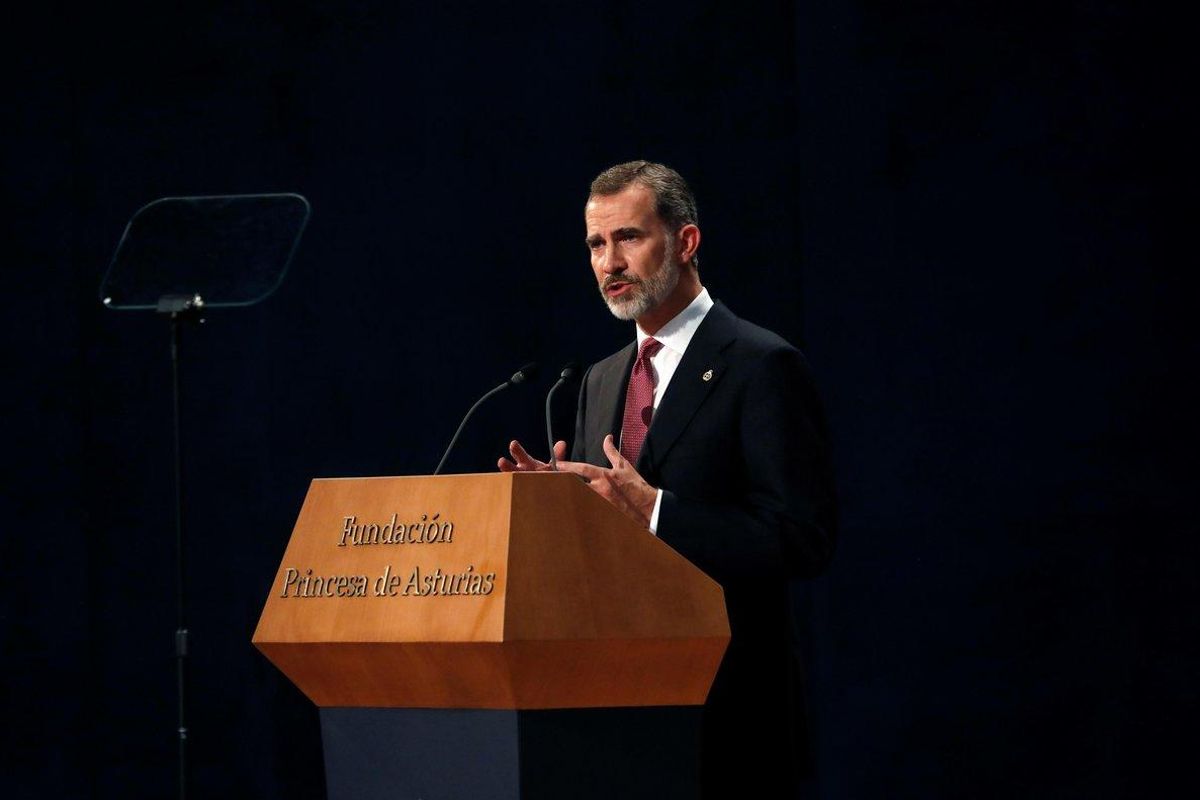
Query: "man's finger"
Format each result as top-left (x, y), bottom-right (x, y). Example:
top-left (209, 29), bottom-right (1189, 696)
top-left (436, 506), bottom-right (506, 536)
top-left (560, 464), bottom-right (614, 502)
top-left (601, 434), bottom-right (625, 469)
top-left (555, 459), bottom-right (605, 482)
top-left (553, 440), bottom-right (568, 461)
top-left (508, 439), bottom-right (539, 468)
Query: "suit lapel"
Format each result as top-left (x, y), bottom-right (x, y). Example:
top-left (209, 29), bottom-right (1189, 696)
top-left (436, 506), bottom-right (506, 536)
top-left (637, 302), bottom-right (737, 474)
top-left (588, 342), bottom-right (637, 465)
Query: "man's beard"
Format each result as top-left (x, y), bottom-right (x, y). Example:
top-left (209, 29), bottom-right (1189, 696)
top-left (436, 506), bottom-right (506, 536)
top-left (600, 240), bottom-right (681, 321)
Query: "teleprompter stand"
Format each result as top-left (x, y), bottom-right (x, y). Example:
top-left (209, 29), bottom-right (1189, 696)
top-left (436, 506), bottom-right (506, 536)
top-left (100, 194), bottom-right (310, 800)
top-left (253, 472), bottom-right (731, 799)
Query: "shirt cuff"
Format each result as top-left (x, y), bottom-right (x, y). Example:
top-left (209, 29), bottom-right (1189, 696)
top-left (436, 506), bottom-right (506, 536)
top-left (648, 489), bottom-right (664, 535)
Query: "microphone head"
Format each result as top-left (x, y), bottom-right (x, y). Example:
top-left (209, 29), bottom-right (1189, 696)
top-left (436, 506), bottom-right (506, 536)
top-left (559, 361), bottom-right (580, 380)
top-left (509, 362), bottom-right (539, 385)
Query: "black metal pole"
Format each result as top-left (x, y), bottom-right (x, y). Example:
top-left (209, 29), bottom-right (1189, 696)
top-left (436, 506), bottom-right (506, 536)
top-left (170, 311), bottom-right (188, 800)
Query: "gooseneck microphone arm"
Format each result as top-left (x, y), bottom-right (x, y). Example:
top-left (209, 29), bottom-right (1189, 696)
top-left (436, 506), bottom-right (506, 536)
top-left (434, 362), bottom-right (538, 475)
top-left (545, 361), bottom-right (578, 471)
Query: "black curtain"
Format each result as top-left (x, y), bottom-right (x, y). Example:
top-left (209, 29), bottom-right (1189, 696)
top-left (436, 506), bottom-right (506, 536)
top-left (2, 1), bottom-right (1189, 797)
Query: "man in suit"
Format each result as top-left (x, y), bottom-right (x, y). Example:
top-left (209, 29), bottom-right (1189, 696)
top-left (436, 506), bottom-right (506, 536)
top-left (499, 160), bottom-right (836, 797)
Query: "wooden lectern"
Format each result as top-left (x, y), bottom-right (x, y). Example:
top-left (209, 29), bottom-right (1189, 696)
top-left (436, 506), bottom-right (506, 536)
top-left (254, 472), bottom-right (729, 799)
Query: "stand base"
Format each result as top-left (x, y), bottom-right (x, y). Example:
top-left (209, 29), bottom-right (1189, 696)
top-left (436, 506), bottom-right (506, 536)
top-left (320, 707), bottom-right (702, 800)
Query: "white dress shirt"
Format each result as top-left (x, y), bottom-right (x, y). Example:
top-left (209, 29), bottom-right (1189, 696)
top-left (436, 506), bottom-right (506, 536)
top-left (632, 287), bottom-right (714, 533)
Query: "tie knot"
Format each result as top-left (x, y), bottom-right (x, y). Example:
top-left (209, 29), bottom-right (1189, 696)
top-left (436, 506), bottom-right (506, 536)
top-left (639, 337), bottom-right (664, 361)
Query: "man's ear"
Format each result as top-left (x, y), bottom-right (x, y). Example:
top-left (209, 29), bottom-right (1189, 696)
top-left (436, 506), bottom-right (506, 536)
top-left (678, 223), bottom-right (701, 266)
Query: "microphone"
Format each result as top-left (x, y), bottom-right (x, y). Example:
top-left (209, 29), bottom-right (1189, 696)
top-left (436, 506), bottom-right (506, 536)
top-left (545, 361), bottom-right (579, 470)
top-left (434, 362), bottom-right (539, 475)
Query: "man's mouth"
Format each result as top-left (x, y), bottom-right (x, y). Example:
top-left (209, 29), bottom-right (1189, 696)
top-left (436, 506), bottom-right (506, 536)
top-left (604, 279), bottom-right (638, 297)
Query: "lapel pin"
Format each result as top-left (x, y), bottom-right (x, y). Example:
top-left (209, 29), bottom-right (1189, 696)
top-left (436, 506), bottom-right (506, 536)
top-left (702, 369), bottom-right (714, 382)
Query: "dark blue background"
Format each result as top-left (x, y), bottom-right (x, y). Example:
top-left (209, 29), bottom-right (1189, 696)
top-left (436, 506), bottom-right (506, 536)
top-left (2, 1), bottom-right (1191, 797)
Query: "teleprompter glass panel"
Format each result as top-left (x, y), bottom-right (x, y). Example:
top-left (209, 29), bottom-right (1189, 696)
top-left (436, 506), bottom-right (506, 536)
top-left (100, 193), bottom-right (310, 310)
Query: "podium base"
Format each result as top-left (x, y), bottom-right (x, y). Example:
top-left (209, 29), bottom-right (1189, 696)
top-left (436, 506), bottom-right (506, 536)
top-left (320, 706), bottom-right (702, 800)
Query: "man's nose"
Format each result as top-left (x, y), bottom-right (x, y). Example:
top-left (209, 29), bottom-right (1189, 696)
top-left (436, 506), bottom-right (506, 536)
top-left (601, 244), bottom-right (626, 273)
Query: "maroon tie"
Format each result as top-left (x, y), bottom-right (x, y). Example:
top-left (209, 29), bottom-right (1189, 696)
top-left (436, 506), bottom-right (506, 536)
top-left (620, 337), bottom-right (664, 464)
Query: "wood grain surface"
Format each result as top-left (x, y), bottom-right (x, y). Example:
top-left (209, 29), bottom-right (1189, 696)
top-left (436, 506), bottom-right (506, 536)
top-left (253, 472), bottom-right (729, 708)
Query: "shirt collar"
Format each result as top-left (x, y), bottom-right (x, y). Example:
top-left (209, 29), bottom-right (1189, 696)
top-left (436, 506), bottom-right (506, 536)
top-left (636, 287), bottom-right (714, 355)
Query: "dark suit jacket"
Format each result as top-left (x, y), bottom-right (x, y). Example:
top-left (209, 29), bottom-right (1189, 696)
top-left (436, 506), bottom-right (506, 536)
top-left (572, 301), bottom-right (837, 796)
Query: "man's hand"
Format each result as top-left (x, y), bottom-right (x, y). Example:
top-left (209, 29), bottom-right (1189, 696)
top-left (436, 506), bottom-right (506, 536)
top-left (497, 439), bottom-right (567, 472)
top-left (555, 434), bottom-right (658, 528)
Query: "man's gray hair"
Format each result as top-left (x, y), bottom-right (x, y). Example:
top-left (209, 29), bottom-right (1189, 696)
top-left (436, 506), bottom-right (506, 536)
top-left (589, 160), bottom-right (700, 268)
